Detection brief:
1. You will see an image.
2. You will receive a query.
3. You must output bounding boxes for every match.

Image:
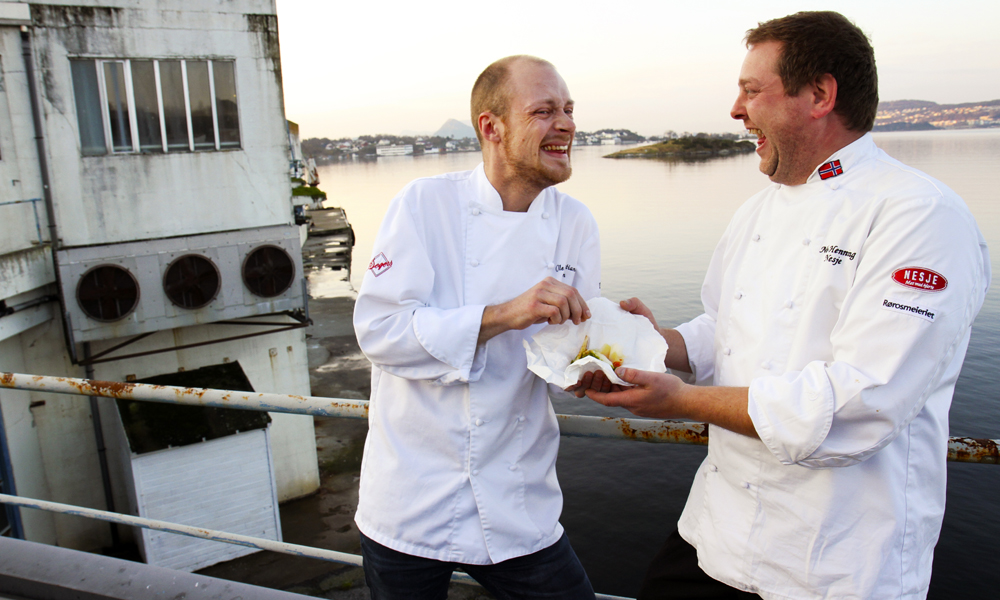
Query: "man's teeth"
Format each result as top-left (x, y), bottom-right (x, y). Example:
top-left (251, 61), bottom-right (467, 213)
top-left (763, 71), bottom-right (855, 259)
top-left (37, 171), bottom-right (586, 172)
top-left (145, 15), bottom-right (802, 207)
top-left (542, 145), bottom-right (568, 151)
top-left (747, 128), bottom-right (763, 138)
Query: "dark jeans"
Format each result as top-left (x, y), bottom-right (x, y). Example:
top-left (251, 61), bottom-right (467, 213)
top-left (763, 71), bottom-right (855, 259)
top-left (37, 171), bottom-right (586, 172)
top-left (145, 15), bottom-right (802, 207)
top-left (638, 530), bottom-right (760, 600)
top-left (360, 532), bottom-right (596, 600)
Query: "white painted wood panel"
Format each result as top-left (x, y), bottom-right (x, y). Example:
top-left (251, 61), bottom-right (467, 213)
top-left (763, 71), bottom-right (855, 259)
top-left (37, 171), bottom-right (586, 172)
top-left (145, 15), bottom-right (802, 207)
top-left (131, 428), bottom-right (281, 571)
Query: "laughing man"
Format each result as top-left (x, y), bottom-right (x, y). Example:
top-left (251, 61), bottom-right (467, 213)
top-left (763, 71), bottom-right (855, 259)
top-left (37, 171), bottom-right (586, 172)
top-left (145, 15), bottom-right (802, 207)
top-left (585, 11), bottom-right (990, 599)
top-left (353, 56), bottom-right (599, 599)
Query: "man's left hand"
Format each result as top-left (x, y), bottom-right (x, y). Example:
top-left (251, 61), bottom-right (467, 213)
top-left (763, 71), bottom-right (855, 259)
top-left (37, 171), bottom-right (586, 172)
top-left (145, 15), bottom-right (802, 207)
top-left (567, 369), bottom-right (622, 397)
top-left (586, 368), bottom-right (686, 418)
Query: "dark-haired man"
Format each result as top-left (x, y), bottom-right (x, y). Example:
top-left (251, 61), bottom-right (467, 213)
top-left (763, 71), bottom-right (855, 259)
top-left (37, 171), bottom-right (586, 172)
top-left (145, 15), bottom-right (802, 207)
top-left (353, 55), bottom-right (598, 598)
top-left (586, 11), bottom-right (990, 599)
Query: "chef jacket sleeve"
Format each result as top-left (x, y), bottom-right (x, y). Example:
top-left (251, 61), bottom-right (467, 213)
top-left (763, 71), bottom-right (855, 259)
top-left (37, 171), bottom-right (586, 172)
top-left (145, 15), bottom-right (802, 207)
top-left (354, 192), bottom-right (487, 386)
top-left (748, 193), bottom-right (990, 468)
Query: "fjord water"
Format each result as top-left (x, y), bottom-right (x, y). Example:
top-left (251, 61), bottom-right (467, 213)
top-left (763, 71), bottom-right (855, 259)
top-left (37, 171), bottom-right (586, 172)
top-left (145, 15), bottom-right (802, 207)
top-left (315, 129), bottom-right (1000, 597)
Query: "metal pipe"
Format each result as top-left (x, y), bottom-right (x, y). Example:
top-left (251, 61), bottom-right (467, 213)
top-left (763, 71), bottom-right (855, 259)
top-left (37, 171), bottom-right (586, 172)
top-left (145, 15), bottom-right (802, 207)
top-left (0, 492), bottom-right (633, 600)
top-left (0, 294), bottom-right (59, 319)
top-left (83, 343), bottom-right (120, 548)
top-left (1, 373), bottom-right (998, 464)
top-left (20, 28), bottom-right (76, 365)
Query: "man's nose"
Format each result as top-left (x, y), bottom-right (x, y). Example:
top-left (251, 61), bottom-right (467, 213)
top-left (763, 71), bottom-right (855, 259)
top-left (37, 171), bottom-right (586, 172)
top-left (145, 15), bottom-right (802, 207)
top-left (556, 111), bottom-right (575, 133)
top-left (731, 94), bottom-right (746, 121)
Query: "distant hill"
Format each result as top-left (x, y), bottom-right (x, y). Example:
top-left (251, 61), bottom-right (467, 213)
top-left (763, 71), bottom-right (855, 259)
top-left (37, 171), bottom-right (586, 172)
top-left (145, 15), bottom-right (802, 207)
top-left (434, 119), bottom-right (476, 139)
top-left (875, 99), bottom-right (1000, 131)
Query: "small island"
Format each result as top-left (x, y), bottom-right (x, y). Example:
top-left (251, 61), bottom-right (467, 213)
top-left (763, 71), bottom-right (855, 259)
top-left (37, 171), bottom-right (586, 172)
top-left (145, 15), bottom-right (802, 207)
top-left (604, 135), bottom-right (756, 159)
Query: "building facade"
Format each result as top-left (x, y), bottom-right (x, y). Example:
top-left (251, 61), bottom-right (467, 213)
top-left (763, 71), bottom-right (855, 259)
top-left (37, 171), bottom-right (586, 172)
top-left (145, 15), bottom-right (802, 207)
top-left (0, 0), bottom-right (319, 552)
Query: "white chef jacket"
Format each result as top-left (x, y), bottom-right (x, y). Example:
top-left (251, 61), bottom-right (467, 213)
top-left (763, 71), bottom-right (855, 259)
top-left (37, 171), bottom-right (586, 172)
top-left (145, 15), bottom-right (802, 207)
top-left (353, 163), bottom-right (601, 564)
top-left (675, 134), bottom-right (990, 599)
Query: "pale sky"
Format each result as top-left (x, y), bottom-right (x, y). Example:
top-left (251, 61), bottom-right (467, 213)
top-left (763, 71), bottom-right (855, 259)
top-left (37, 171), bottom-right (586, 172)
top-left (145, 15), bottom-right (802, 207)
top-left (275, 0), bottom-right (1000, 140)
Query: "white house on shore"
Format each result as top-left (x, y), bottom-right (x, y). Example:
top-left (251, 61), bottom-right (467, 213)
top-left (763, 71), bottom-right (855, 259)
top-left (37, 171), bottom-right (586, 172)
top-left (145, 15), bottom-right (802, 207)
top-left (0, 0), bottom-right (318, 565)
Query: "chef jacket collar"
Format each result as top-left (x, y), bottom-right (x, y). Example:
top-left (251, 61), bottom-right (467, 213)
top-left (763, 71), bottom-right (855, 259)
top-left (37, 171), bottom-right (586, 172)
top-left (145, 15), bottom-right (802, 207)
top-left (473, 163), bottom-right (549, 215)
top-left (806, 132), bottom-right (877, 185)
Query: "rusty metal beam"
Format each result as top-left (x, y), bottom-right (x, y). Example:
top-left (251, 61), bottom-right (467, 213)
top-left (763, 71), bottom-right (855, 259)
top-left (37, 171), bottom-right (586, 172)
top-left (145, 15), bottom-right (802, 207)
top-left (1, 372), bottom-right (997, 464)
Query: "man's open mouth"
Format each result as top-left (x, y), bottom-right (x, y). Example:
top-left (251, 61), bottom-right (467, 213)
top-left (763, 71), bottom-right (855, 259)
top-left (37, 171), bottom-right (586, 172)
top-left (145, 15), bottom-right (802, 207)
top-left (747, 128), bottom-right (765, 146)
top-left (542, 144), bottom-right (569, 154)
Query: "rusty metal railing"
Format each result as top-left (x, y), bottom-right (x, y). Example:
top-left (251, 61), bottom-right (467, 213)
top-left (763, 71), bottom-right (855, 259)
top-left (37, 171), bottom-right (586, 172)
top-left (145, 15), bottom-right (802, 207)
top-left (0, 371), bottom-right (996, 600)
top-left (1, 372), bottom-right (996, 463)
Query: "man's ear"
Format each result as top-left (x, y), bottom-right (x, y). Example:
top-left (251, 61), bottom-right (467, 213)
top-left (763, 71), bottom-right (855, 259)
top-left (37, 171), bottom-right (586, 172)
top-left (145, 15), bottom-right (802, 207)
top-left (810, 73), bottom-right (838, 120)
top-left (478, 112), bottom-right (504, 143)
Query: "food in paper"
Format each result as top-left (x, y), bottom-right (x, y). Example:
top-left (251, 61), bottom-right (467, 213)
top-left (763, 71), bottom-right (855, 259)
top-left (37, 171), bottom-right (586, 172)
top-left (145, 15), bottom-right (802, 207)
top-left (572, 335), bottom-right (625, 369)
top-left (524, 297), bottom-right (668, 388)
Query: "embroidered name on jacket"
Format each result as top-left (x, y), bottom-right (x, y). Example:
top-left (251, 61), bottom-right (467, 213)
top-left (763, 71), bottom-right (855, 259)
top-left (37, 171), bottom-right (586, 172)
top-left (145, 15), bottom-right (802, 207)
top-left (369, 252), bottom-right (393, 277)
top-left (818, 160), bottom-right (844, 180)
top-left (882, 299), bottom-right (936, 322)
top-left (818, 245), bottom-right (856, 266)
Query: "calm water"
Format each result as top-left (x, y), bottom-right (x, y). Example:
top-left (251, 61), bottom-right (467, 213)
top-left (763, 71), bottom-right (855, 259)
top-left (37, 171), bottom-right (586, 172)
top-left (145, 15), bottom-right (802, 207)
top-left (313, 129), bottom-right (1000, 597)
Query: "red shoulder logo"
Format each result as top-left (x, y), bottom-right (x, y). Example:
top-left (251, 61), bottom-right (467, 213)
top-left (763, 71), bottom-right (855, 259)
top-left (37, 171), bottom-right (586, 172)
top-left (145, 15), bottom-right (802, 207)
top-left (369, 252), bottom-right (393, 277)
top-left (891, 267), bottom-right (947, 292)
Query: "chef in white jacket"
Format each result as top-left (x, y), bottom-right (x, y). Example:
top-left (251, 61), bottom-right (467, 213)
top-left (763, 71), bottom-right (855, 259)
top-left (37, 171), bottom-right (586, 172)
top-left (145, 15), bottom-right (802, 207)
top-left (586, 12), bottom-right (990, 600)
top-left (353, 55), bottom-right (600, 598)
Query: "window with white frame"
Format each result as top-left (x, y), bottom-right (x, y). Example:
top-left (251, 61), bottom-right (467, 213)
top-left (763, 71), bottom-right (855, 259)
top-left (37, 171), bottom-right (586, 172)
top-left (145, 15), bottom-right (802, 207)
top-left (70, 58), bottom-right (241, 156)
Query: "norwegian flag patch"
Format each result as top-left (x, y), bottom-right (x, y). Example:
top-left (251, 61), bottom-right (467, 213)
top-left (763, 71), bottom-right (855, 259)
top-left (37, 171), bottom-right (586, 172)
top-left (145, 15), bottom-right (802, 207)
top-left (818, 160), bottom-right (844, 180)
top-left (369, 252), bottom-right (393, 277)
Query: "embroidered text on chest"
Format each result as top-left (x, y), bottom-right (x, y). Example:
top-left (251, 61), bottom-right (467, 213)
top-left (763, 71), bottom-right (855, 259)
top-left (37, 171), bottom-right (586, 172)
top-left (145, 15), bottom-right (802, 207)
top-left (555, 264), bottom-right (577, 278)
top-left (818, 245), bottom-right (856, 266)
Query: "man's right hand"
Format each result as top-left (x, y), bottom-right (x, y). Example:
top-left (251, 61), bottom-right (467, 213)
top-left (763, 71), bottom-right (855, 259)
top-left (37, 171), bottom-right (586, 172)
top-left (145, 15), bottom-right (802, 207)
top-left (478, 277), bottom-right (590, 344)
top-left (618, 296), bottom-right (691, 374)
top-left (619, 297), bottom-right (662, 335)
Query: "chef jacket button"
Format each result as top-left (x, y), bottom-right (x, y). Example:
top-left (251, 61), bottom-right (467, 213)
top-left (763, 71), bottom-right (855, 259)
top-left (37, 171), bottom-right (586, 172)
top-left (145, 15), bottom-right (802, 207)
top-left (509, 465), bottom-right (517, 471)
top-left (752, 234), bottom-right (760, 242)
top-left (547, 262), bottom-right (555, 269)
top-left (761, 361), bottom-right (770, 370)
top-left (802, 238), bottom-right (811, 246)
top-left (471, 208), bottom-right (480, 216)
top-left (709, 464), bottom-right (718, 472)
top-left (785, 300), bottom-right (794, 309)
top-left (518, 415), bottom-right (526, 422)
top-left (475, 418), bottom-right (483, 426)
top-left (541, 212), bottom-right (550, 219)
top-left (742, 481), bottom-right (751, 489)
top-left (734, 291), bottom-right (743, 300)
top-left (829, 182), bottom-right (839, 190)
top-left (472, 470), bottom-right (479, 476)
top-left (470, 259), bottom-right (480, 267)
top-left (723, 348), bottom-right (732, 356)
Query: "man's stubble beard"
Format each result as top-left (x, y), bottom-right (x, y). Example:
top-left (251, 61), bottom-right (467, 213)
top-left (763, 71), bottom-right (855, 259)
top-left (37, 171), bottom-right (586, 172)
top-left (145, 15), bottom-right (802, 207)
top-left (502, 134), bottom-right (572, 191)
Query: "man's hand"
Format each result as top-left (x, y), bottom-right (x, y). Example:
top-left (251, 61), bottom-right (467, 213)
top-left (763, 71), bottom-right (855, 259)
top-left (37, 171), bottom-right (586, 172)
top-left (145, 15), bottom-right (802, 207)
top-left (586, 368), bottom-right (686, 418)
top-left (567, 369), bottom-right (622, 397)
top-left (619, 297), bottom-right (661, 334)
top-left (479, 277), bottom-right (590, 344)
top-left (588, 368), bottom-right (758, 437)
top-left (619, 296), bottom-right (691, 374)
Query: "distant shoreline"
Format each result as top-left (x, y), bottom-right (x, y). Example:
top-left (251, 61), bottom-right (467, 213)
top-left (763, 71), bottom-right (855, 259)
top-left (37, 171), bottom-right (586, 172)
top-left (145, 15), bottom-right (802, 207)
top-left (604, 137), bottom-right (756, 160)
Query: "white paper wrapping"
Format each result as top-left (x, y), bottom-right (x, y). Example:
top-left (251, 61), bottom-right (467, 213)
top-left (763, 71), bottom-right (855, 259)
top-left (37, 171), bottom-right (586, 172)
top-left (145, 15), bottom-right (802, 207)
top-left (523, 297), bottom-right (668, 387)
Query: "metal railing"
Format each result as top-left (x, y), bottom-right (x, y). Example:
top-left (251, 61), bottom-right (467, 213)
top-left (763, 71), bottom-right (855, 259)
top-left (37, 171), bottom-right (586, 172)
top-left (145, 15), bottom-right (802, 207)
top-left (0, 372), bottom-right (997, 600)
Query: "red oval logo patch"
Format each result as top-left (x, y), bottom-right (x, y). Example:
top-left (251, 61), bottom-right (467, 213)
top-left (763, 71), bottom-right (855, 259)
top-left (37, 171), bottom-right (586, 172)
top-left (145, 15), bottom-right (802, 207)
top-left (892, 267), bottom-right (947, 292)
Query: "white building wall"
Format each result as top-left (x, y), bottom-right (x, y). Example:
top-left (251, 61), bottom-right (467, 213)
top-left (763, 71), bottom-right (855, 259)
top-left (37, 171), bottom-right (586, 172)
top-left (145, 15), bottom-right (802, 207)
top-left (27, 1), bottom-right (291, 247)
top-left (0, 24), bottom-right (49, 258)
top-left (0, 333), bottom-right (58, 545)
top-left (0, 0), bottom-right (319, 552)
